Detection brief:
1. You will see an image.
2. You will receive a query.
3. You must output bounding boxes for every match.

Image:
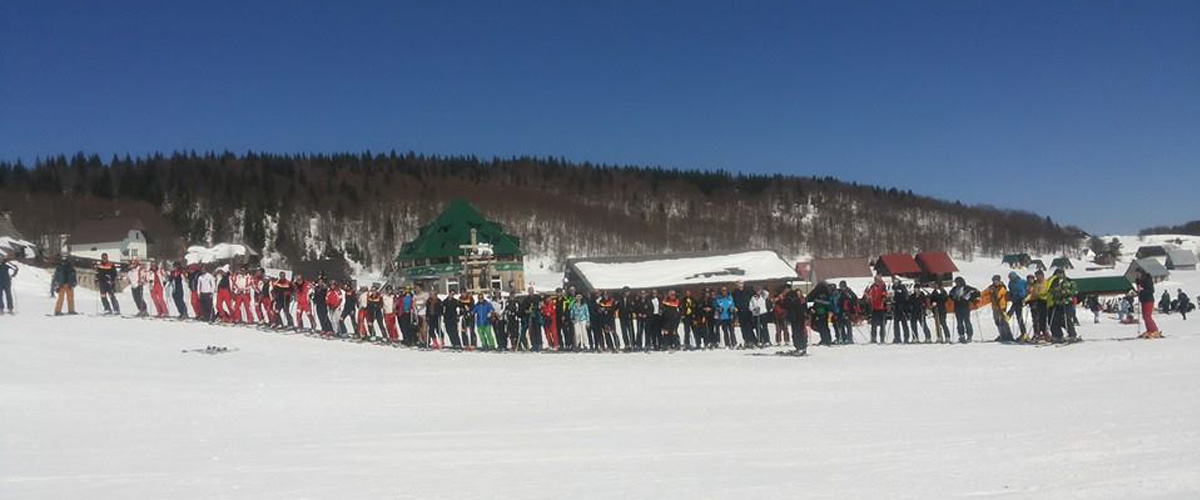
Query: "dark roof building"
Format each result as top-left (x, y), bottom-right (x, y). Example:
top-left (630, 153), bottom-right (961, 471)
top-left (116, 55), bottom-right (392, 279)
top-left (1050, 256), bottom-right (1074, 270)
top-left (915, 251), bottom-right (958, 283)
top-left (1002, 253), bottom-right (1032, 268)
top-left (809, 257), bottom-right (873, 283)
top-left (66, 217), bottom-right (148, 245)
top-left (1164, 247), bottom-right (1198, 270)
top-left (1125, 258), bottom-right (1169, 283)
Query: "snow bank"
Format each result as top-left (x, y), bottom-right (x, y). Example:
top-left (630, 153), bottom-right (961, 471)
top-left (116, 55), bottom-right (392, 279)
top-left (573, 250), bottom-right (797, 290)
top-left (184, 243), bottom-right (253, 265)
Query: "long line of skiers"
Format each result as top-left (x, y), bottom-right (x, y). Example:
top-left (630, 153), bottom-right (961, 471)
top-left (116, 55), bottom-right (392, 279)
top-left (40, 253), bottom-right (1170, 352)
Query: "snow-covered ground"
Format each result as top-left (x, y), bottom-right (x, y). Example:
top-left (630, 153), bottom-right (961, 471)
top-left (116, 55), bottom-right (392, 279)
top-left (3, 249), bottom-right (1200, 499)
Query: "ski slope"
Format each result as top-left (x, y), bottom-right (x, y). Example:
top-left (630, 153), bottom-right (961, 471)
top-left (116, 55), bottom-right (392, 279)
top-left (3, 257), bottom-right (1200, 499)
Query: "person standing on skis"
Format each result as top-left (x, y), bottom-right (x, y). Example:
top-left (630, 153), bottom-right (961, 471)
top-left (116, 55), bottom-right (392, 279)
top-left (949, 277), bottom-right (979, 343)
top-left (1135, 268), bottom-right (1160, 338)
top-left (0, 254), bottom-right (18, 314)
top-left (986, 275), bottom-right (1014, 342)
top-left (126, 258), bottom-right (149, 317)
top-left (52, 257), bottom-right (78, 315)
top-left (95, 253), bottom-right (121, 315)
top-left (866, 276), bottom-right (888, 343)
top-left (1006, 272), bottom-right (1029, 340)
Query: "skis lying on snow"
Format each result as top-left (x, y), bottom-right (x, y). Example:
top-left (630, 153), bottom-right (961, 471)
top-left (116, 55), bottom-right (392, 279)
top-left (181, 346), bottom-right (239, 355)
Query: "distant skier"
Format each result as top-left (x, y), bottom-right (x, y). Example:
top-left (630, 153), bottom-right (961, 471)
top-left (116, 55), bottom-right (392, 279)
top-left (1135, 268), bottom-right (1161, 338)
top-left (149, 260), bottom-right (169, 318)
top-left (1086, 294), bottom-right (1102, 323)
top-left (169, 262), bottom-right (188, 319)
top-left (94, 253), bottom-right (121, 315)
top-left (0, 254), bottom-right (17, 314)
top-left (908, 284), bottom-right (930, 343)
top-left (1178, 289), bottom-right (1192, 320)
top-left (889, 277), bottom-right (911, 343)
top-left (196, 267), bottom-right (217, 322)
top-left (783, 286), bottom-right (808, 354)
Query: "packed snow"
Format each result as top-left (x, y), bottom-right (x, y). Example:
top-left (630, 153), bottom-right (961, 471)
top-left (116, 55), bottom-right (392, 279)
top-left (3, 247), bottom-right (1200, 499)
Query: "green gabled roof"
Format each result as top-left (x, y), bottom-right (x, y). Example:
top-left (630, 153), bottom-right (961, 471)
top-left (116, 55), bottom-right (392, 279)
top-left (396, 199), bottom-right (522, 261)
top-left (1073, 276), bottom-right (1132, 295)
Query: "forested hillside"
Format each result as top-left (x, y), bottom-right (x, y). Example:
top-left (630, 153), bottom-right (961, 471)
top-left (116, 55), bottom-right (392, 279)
top-left (0, 151), bottom-right (1083, 270)
top-left (1140, 220), bottom-right (1200, 237)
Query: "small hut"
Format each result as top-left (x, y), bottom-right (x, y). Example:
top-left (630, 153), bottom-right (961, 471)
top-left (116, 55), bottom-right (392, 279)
top-left (1125, 258), bottom-right (1169, 284)
top-left (873, 253), bottom-right (922, 279)
top-left (914, 251), bottom-right (959, 284)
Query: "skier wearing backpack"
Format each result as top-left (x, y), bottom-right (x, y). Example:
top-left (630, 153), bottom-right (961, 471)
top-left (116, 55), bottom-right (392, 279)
top-left (1006, 272), bottom-right (1028, 340)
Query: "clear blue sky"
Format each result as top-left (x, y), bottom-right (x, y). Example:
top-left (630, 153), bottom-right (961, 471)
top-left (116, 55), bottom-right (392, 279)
top-left (2, 1), bottom-right (1197, 233)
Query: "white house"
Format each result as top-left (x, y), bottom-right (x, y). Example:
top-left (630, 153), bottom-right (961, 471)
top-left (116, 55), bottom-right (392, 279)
top-left (66, 217), bottom-right (151, 261)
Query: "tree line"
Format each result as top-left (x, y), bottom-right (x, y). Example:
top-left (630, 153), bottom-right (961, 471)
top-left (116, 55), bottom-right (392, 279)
top-left (0, 151), bottom-right (1084, 270)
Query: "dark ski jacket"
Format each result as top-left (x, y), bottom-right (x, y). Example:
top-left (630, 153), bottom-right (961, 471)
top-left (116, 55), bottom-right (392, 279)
top-left (53, 262), bottom-right (78, 288)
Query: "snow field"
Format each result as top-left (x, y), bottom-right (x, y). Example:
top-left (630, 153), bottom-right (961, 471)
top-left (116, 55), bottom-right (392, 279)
top-left (3, 252), bottom-right (1200, 499)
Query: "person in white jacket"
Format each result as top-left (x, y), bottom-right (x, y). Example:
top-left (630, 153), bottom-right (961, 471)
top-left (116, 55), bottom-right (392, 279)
top-left (749, 287), bottom-right (767, 345)
top-left (197, 267), bottom-right (218, 323)
top-left (126, 258), bottom-right (149, 317)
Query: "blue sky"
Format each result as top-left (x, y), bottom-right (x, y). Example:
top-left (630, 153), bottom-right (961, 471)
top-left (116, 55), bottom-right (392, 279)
top-left (2, 1), bottom-right (1197, 233)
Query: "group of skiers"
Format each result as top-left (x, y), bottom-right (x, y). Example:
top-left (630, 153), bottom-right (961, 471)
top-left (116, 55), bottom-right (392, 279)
top-left (33, 252), bottom-right (1173, 349)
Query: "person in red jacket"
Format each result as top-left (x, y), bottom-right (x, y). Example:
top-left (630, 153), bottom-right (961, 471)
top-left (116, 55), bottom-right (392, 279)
top-left (866, 276), bottom-right (888, 343)
top-left (541, 295), bottom-right (559, 350)
top-left (255, 271), bottom-right (275, 325)
top-left (149, 261), bottom-right (169, 318)
top-left (293, 273), bottom-right (314, 330)
top-left (323, 279), bottom-right (342, 337)
top-left (215, 269), bottom-right (234, 322)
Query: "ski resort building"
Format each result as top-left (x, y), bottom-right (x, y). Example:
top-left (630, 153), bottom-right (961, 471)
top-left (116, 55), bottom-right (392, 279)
top-left (65, 217), bottom-right (151, 262)
top-left (1050, 256), bottom-right (1074, 270)
top-left (1164, 247), bottom-right (1198, 271)
top-left (1125, 258), bottom-right (1170, 284)
top-left (1001, 253), bottom-right (1032, 268)
top-left (565, 250), bottom-right (798, 293)
top-left (393, 199), bottom-right (524, 294)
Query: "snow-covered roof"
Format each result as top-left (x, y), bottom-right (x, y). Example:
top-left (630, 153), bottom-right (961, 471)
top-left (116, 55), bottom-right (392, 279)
top-left (0, 236), bottom-right (36, 259)
top-left (185, 243), bottom-right (257, 265)
top-left (568, 250), bottom-right (797, 291)
top-left (1165, 248), bottom-right (1198, 268)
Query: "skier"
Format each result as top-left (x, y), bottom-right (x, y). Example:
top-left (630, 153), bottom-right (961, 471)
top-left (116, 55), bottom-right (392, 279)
top-left (169, 262), bottom-right (188, 319)
top-left (929, 281), bottom-right (951, 343)
top-left (314, 278), bottom-right (333, 335)
top-left (294, 273), bottom-right (315, 330)
top-left (555, 288), bottom-right (573, 349)
top-left (807, 281), bottom-right (833, 346)
top-left (682, 289), bottom-right (701, 349)
top-left (783, 286), bottom-right (808, 354)
top-left (0, 254), bottom-right (18, 314)
top-left (337, 282), bottom-right (359, 338)
top-left (196, 266), bottom-right (217, 322)
top-left (1178, 289), bottom-right (1192, 320)
top-left (473, 293), bottom-right (497, 350)
top-left (413, 285), bottom-right (430, 347)
top-left (149, 260), bottom-right (169, 318)
top-left (836, 282), bottom-right (859, 344)
top-left (888, 277), bottom-right (912, 343)
top-left (571, 292), bottom-right (590, 351)
top-left (187, 264), bottom-right (202, 319)
top-left (443, 291), bottom-right (462, 348)
top-left (382, 285), bottom-right (399, 342)
top-left (732, 281), bottom-right (755, 349)
top-left (749, 287), bottom-right (767, 347)
top-left (1134, 268), bottom-right (1161, 338)
top-left (215, 268), bottom-right (233, 322)
top-left (949, 277), bottom-right (979, 343)
top-left (771, 289), bottom-right (790, 347)
top-left (425, 292), bottom-right (442, 348)
top-left (661, 289), bottom-right (682, 350)
top-left (986, 275), bottom-right (1014, 342)
top-left (866, 276), bottom-right (888, 343)
top-left (714, 287), bottom-right (737, 348)
top-left (1086, 295), bottom-right (1102, 324)
top-left (1006, 272), bottom-right (1029, 339)
top-left (95, 253), bottom-right (121, 315)
top-left (51, 257), bottom-right (78, 315)
top-left (1044, 268), bottom-right (1078, 343)
top-left (126, 258), bottom-right (148, 317)
top-left (1026, 271), bottom-right (1048, 342)
top-left (232, 268), bottom-right (253, 323)
top-left (907, 284), bottom-right (930, 343)
top-left (364, 285), bottom-right (386, 341)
